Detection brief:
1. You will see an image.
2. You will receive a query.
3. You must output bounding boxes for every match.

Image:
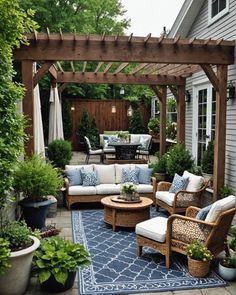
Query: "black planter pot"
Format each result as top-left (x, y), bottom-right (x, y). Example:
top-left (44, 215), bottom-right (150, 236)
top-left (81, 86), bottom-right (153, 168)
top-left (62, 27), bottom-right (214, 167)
top-left (19, 198), bottom-right (54, 230)
top-left (41, 271), bottom-right (76, 293)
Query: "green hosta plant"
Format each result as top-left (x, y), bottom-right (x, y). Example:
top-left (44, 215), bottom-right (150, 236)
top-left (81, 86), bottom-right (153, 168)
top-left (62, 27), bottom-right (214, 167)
top-left (0, 238), bottom-right (11, 274)
top-left (32, 236), bottom-right (91, 285)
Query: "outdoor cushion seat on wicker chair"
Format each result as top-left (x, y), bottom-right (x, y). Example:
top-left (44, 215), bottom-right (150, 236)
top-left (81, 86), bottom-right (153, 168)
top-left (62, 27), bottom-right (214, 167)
top-left (136, 195), bottom-right (236, 268)
top-left (155, 171), bottom-right (208, 214)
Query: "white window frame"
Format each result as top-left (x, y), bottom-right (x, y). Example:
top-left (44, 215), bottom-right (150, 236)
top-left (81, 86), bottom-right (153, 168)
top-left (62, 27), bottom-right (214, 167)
top-left (208, 0), bottom-right (229, 26)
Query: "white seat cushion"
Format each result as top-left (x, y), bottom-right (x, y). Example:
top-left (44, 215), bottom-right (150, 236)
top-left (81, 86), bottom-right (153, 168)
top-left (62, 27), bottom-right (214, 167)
top-left (183, 170), bottom-right (204, 192)
top-left (136, 184), bottom-right (153, 193)
top-left (115, 164), bottom-right (131, 183)
top-left (205, 195), bottom-right (236, 223)
top-left (96, 184), bottom-right (121, 194)
top-left (135, 216), bottom-right (168, 243)
top-left (137, 150), bottom-right (149, 155)
top-left (104, 147), bottom-right (115, 153)
top-left (156, 191), bottom-right (175, 206)
top-left (94, 164), bottom-right (116, 184)
top-left (89, 149), bottom-right (103, 155)
top-left (68, 185), bottom-right (96, 195)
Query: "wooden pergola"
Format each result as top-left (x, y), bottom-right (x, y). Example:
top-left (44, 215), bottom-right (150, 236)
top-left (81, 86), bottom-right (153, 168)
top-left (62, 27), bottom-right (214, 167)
top-left (14, 32), bottom-right (235, 200)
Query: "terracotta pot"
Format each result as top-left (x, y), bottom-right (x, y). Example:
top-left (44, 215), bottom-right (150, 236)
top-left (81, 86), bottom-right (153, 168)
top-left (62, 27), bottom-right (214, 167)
top-left (188, 257), bottom-right (210, 278)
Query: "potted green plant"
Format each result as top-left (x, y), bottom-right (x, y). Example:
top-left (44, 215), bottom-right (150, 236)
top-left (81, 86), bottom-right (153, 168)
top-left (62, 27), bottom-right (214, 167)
top-left (0, 221), bottom-right (40, 295)
top-left (220, 184), bottom-right (233, 199)
top-left (218, 226), bottom-right (236, 281)
top-left (201, 141), bottom-right (214, 186)
top-left (186, 240), bottom-right (213, 278)
top-left (166, 144), bottom-right (194, 179)
top-left (148, 117), bottom-right (160, 137)
top-left (120, 182), bottom-right (138, 201)
top-left (13, 154), bottom-right (63, 229)
top-left (32, 236), bottom-right (90, 292)
top-left (116, 131), bottom-right (129, 142)
top-left (150, 152), bottom-right (167, 182)
top-left (47, 139), bottom-right (72, 169)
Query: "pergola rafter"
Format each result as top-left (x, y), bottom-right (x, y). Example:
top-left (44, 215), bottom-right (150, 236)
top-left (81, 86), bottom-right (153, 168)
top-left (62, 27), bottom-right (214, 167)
top-left (14, 32), bottom-right (235, 201)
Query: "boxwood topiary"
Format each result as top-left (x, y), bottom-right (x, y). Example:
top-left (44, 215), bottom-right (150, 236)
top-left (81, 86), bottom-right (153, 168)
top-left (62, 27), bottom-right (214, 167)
top-left (166, 144), bottom-right (194, 178)
top-left (48, 139), bottom-right (72, 169)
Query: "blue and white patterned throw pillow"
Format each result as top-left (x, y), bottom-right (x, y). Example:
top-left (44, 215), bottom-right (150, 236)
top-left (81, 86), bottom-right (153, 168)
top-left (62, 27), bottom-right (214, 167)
top-left (121, 168), bottom-right (139, 184)
top-left (169, 173), bottom-right (189, 193)
top-left (138, 167), bottom-right (153, 184)
top-left (196, 204), bottom-right (212, 220)
top-left (81, 168), bottom-right (99, 186)
top-left (66, 167), bottom-right (82, 186)
top-left (108, 136), bottom-right (120, 144)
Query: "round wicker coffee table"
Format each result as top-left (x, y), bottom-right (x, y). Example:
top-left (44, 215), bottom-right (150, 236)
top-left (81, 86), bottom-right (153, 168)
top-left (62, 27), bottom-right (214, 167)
top-left (101, 196), bottom-right (153, 231)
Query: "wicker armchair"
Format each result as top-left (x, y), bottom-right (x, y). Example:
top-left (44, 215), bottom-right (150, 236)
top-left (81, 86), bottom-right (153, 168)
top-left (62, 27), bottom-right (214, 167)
top-left (136, 195), bottom-right (236, 268)
top-left (154, 178), bottom-right (209, 215)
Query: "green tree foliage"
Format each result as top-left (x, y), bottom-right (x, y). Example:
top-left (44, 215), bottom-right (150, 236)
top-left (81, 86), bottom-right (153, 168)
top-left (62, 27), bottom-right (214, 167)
top-left (0, 0), bottom-right (38, 208)
top-left (48, 139), bottom-right (72, 169)
top-left (128, 109), bottom-right (146, 134)
top-left (62, 100), bottom-right (72, 139)
top-left (77, 110), bottom-right (90, 143)
top-left (20, 0), bottom-right (130, 34)
top-left (88, 117), bottom-right (100, 148)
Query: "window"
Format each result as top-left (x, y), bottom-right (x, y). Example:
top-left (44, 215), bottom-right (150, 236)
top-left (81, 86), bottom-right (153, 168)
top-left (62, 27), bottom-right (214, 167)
top-left (208, 0), bottom-right (229, 25)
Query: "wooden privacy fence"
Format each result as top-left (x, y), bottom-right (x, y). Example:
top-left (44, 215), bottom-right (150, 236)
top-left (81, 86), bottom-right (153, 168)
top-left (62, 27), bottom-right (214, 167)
top-left (68, 99), bottom-right (150, 150)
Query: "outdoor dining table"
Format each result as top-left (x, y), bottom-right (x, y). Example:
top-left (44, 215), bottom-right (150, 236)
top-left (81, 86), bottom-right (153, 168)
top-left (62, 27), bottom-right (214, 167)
top-left (108, 142), bottom-right (141, 160)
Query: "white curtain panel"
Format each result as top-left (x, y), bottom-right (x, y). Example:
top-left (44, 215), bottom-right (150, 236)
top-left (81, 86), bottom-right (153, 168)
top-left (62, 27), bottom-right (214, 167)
top-left (33, 63), bottom-right (45, 157)
top-left (48, 85), bottom-right (64, 144)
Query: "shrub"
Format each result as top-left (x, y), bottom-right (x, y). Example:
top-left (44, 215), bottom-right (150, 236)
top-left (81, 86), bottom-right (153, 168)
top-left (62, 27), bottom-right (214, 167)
top-left (166, 144), bottom-right (194, 178)
top-left (148, 117), bottom-right (160, 135)
top-left (88, 117), bottom-right (100, 148)
top-left (150, 153), bottom-right (167, 174)
top-left (48, 139), bottom-right (72, 168)
top-left (13, 154), bottom-right (63, 201)
top-left (128, 109), bottom-right (146, 134)
top-left (77, 110), bottom-right (90, 143)
top-left (220, 184), bottom-right (233, 199)
top-left (166, 120), bottom-right (177, 140)
top-left (201, 141), bottom-right (214, 174)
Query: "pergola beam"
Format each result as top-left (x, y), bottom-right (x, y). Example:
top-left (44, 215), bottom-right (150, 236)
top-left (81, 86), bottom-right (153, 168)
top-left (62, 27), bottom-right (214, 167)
top-left (56, 72), bottom-right (186, 85)
top-left (33, 61), bottom-right (54, 87)
top-left (14, 34), bottom-right (235, 65)
top-left (200, 64), bottom-right (219, 91)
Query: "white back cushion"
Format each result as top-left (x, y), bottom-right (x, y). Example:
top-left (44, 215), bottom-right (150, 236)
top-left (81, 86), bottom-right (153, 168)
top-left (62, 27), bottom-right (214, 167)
top-left (183, 170), bottom-right (204, 192)
top-left (205, 195), bottom-right (236, 223)
top-left (130, 134), bottom-right (141, 143)
top-left (130, 164), bottom-right (148, 170)
top-left (94, 164), bottom-right (115, 184)
top-left (115, 164), bottom-right (131, 183)
top-left (65, 164), bottom-right (93, 173)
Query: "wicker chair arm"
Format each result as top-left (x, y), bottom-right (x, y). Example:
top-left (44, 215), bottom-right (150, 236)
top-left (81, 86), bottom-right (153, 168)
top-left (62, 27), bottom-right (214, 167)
top-left (186, 206), bottom-right (201, 218)
top-left (157, 181), bottom-right (172, 191)
top-left (64, 177), bottom-right (69, 194)
top-left (167, 214), bottom-right (215, 227)
top-left (151, 177), bottom-right (157, 192)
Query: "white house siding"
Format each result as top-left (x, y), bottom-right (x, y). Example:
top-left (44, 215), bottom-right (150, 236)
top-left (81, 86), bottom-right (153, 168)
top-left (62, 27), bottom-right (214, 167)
top-left (185, 0), bottom-right (236, 192)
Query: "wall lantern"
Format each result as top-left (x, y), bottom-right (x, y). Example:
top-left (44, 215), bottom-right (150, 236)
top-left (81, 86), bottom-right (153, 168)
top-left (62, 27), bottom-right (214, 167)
top-left (111, 105), bottom-right (116, 113)
top-left (227, 81), bottom-right (235, 101)
top-left (127, 105), bottom-right (133, 117)
top-left (185, 90), bottom-right (191, 103)
top-left (120, 87), bottom-right (125, 95)
top-left (71, 106), bottom-right (75, 111)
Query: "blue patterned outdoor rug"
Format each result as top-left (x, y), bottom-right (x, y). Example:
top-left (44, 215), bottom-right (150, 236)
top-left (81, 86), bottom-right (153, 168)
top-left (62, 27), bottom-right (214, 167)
top-left (72, 209), bottom-right (226, 295)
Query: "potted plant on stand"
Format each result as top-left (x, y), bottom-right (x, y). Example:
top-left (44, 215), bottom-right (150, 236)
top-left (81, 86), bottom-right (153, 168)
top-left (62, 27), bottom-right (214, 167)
top-left (32, 236), bottom-right (90, 292)
top-left (0, 221), bottom-right (40, 295)
top-left (186, 240), bottom-right (213, 277)
top-left (150, 152), bottom-right (167, 182)
top-left (218, 226), bottom-right (236, 281)
top-left (13, 154), bottom-right (63, 229)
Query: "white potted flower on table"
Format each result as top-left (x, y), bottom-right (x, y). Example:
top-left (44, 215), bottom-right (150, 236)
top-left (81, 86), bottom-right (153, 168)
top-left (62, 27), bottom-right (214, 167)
top-left (120, 182), bottom-right (138, 201)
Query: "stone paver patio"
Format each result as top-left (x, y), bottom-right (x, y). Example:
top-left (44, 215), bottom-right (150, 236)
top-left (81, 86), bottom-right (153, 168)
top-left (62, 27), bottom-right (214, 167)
top-left (26, 152), bottom-right (236, 295)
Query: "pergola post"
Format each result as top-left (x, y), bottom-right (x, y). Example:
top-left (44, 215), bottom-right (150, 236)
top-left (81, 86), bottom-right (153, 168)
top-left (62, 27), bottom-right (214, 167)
top-left (213, 65), bottom-right (228, 201)
top-left (176, 85), bottom-right (186, 144)
top-left (22, 60), bottom-right (34, 156)
top-left (159, 86), bottom-right (167, 155)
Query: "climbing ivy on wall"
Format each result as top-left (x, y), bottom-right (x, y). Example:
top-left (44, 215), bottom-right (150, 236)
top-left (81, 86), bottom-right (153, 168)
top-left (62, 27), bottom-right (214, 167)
top-left (0, 0), bottom-right (38, 208)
